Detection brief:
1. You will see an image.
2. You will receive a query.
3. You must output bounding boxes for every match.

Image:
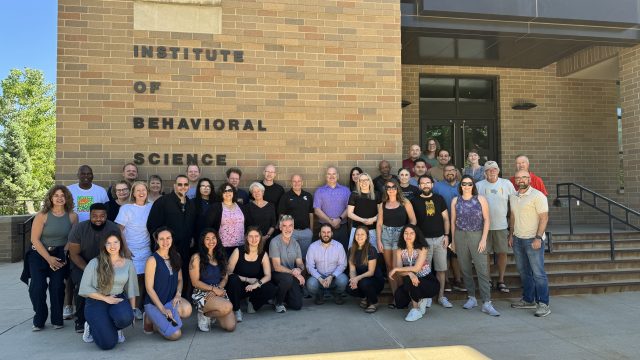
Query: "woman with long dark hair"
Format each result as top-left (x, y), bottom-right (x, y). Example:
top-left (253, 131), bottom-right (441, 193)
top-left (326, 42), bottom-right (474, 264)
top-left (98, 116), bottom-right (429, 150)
top-left (225, 227), bottom-right (277, 322)
top-left (27, 185), bottom-right (78, 331)
top-left (194, 177), bottom-right (214, 236)
top-left (349, 166), bottom-right (363, 192)
top-left (79, 232), bottom-right (138, 350)
top-left (347, 226), bottom-right (384, 313)
top-left (389, 224), bottom-right (439, 322)
top-left (450, 175), bottom-right (498, 316)
top-left (189, 229), bottom-right (236, 332)
top-left (142, 227), bottom-right (192, 340)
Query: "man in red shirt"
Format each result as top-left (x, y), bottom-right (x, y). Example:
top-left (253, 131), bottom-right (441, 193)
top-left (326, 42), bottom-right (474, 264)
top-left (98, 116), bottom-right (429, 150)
top-left (402, 144), bottom-right (430, 176)
top-left (509, 155), bottom-right (548, 196)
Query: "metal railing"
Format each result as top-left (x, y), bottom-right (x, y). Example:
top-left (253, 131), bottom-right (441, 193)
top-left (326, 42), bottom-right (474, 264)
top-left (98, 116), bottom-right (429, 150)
top-left (554, 183), bottom-right (640, 260)
top-left (18, 215), bottom-right (35, 257)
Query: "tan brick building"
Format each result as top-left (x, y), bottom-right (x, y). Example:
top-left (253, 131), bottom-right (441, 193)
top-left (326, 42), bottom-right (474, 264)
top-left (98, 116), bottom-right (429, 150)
top-left (57, 0), bottom-right (640, 223)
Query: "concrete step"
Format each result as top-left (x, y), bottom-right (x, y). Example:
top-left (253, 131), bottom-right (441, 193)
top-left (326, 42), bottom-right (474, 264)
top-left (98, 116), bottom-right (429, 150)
top-left (529, 248), bottom-right (640, 261)
top-left (552, 232), bottom-right (640, 241)
top-left (551, 239), bottom-right (640, 250)
top-left (504, 258), bottom-right (640, 272)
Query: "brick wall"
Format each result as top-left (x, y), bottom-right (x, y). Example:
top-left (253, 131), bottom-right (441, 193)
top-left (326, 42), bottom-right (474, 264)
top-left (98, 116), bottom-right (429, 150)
top-left (620, 45), bottom-right (640, 211)
top-left (0, 215), bottom-right (32, 262)
top-left (56, 0), bottom-right (403, 190)
top-left (402, 64), bottom-right (621, 225)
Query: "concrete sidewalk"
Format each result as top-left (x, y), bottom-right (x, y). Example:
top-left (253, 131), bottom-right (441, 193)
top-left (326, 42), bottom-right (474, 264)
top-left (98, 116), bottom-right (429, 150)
top-left (1, 261), bottom-right (638, 360)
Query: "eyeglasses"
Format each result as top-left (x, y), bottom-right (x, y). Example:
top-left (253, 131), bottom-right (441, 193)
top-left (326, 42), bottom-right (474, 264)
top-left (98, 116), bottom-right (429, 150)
top-left (515, 176), bottom-right (530, 180)
top-left (385, 185), bottom-right (397, 190)
top-left (199, 185), bottom-right (211, 188)
top-left (461, 182), bottom-right (474, 186)
top-left (222, 188), bottom-right (234, 193)
top-left (115, 188), bottom-right (129, 192)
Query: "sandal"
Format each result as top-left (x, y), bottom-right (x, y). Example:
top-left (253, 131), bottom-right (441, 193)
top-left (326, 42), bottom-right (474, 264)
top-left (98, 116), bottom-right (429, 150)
top-left (387, 303), bottom-right (396, 309)
top-left (359, 299), bottom-right (369, 309)
top-left (497, 282), bottom-right (510, 293)
top-left (365, 304), bottom-right (377, 313)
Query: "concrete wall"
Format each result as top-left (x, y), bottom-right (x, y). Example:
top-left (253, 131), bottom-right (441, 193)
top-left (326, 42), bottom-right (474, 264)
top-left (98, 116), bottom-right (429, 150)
top-left (0, 215), bottom-right (32, 262)
top-left (56, 0), bottom-right (403, 190)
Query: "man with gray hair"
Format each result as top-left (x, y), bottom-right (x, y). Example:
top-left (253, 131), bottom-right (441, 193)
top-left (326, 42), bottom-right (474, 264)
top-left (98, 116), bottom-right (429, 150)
top-left (269, 215), bottom-right (305, 313)
top-left (476, 161), bottom-right (516, 293)
top-left (509, 155), bottom-right (548, 196)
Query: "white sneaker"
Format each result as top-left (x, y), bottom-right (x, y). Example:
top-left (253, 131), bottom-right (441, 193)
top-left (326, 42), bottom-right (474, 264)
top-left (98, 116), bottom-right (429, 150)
top-left (63, 305), bottom-right (74, 320)
top-left (423, 298), bottom-right (432, 308)
top-left (197, 311), bottom-right (210, 332)
top-left (404, 308), bottom-right (423, 322)
top-left (82, 322), bottom-right (94, 343)
top-left (417, 299), bottom-right (428, 315)
top-left (275, 304), bottom-right (287, 313)
top-left (463, 296), bottom-right (478, 309)
top-left (117, 330), bottom-right (125, 343)
top-left (235, 309), bottom-right (243, 322)
top-left (133, 308), bottom-right (143, 320)
top-left (438, 297), bottom-right (453, 308)
top-left (247, 301), bottom-right (256, 314)
top-left (482, 301), bottom-right (500, 316)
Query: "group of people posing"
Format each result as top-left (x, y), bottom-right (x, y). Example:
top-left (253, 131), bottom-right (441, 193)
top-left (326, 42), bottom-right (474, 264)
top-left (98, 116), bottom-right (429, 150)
top-left (23, 141), bottom-right (551, 351)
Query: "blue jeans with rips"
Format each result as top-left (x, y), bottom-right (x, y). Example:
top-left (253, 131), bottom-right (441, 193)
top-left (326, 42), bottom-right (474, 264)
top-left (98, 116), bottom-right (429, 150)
top-left (512, 236), bottom-right (550, 305)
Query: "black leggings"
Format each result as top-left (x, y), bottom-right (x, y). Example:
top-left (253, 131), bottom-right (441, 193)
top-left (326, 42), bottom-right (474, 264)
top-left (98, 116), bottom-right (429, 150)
top-left (225, 274), bottom-right (278, 311)
top-left (394, 274), bottom-right (439, 309)
top-left (346, 277), bottom-right (384, 305)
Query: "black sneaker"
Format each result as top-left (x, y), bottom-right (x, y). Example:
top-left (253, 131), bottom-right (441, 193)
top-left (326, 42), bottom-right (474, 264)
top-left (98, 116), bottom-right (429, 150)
top-left (75, 322), bottom-right (84, 333)
top-left (314, 294), bottom-right (325, 305)
top-left (452, 281), bottom-right (467, 292)
top-left (334, 295), bottom-right (345, 305)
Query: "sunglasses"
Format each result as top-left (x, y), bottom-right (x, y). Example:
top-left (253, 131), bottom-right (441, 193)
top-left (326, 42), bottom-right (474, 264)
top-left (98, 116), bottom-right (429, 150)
top-left (222, 188), bottom-right (234, 193)
top-left (385, 185), bottom-right (397, 190)
top-left (176, 183), bottom-right (189, 187)
top-left (461, 182), bottom-right (474, 186)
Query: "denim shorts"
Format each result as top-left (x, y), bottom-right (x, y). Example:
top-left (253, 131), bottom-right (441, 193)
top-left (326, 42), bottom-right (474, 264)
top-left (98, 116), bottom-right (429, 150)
top-left (381, 225), bottom-right (403, 250)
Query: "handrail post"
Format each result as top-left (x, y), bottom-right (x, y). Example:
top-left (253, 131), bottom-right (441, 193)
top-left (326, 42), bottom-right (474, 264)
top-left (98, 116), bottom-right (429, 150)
top-left (608, 203), bottom-right (615, 261)
top-left (568, 186), bottom-right (574, 235)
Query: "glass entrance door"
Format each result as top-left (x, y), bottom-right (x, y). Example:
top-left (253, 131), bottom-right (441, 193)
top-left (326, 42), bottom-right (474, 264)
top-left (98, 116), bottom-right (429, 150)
top-left (423, 119), bottom-right (495, 168)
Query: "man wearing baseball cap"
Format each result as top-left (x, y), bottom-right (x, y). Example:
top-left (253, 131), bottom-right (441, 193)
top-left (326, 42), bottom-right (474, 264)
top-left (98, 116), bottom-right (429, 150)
top-left (476, 161), bottom-right (516, 293)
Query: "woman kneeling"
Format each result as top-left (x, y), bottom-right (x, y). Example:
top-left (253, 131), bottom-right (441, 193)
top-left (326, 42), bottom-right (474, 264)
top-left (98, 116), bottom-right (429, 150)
top-left (189, 229), bottom-right (236, 332)
top-left (79, 232), bottom-right (138, 350)
top-left (389, 224), bottom-right (439, 322)
top-left (143, 227), bottom-right (192, 340)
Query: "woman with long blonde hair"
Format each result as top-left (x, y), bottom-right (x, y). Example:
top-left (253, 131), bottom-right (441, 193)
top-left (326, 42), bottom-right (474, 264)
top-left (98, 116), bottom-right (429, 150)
top-left (79, 232), bottom-right (138, 350)
top-left (115, 180), bottom-right (152, 320)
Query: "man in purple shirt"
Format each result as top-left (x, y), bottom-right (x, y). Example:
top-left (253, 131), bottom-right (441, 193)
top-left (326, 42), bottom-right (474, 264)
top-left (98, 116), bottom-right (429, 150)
top-left (305, 225), bottom-right (348, 305)
top-left (313, 166), bottom-right (351, 251)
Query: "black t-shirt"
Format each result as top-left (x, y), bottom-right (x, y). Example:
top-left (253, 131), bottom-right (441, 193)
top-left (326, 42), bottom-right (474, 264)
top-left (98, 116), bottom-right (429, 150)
top-left (383, 204), bottom-right (408, 227)
top-left (278, 189), bottom-right (313, 229)
top-left (348, 191), bottom-right (381, 230)
top-left (68, 220), bottom-right (121, 269)
top-left (259, 181), bottom-right (285, 208)
top-left (248, 202), bottom-right (276, 236)
top-left (106, 200), bottom-right (121, 222)
top-left (411, 194), bottom-right (447, 238)
top-left (351, 246), bottom-right (384, 279)
top-left (400, 184), bottom-right (421, 201)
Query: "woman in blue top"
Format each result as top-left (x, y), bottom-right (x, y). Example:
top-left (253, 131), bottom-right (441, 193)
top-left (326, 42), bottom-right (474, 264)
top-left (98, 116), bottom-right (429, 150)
top-left (143, 227), bottom-right (192, 340)
top-left (189, 229), bottom-right (236, 332)
top-left (450, 175), bottom-right (498, 316)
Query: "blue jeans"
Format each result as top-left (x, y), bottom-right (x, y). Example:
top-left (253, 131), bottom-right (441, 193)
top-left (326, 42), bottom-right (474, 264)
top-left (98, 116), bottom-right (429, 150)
top-left (306, 273), bottom-right (348, 296)
top-left (512, 236), bottom-right (550, 305)
top-left (28, 249), bottom-right (67, 328)
top-left (84, 294), bottom-right (134, 350)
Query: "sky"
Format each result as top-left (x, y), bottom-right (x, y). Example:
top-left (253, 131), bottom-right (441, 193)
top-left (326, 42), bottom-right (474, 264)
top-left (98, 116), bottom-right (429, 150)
top-left (0, 1), bottom-right (57, 88)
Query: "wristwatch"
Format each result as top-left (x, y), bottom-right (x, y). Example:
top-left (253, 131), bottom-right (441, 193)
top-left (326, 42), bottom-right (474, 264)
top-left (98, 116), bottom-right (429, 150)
top-left (535, 235), bottom-right (543, 240)
top-left (257, 280), bottom-right (263, 287)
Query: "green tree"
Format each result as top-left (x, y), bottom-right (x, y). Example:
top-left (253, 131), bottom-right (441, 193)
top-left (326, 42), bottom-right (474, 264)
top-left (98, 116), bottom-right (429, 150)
top-left (0, 121), bottom-right (39, 213)
top-left (0, 68), bottom-right (56, 200)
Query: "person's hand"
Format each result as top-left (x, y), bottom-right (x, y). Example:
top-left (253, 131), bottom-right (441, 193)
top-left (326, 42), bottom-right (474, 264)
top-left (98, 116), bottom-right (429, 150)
top-left (291, 268), bottom-right (302, 276)
top-left (103, 295), bottom-right (124, 305)
top-left (321, 276), bottom-right (332, 288)
top-left (408, 272), bottom-right (419, 287)
top-left (388, 268), bottom-right (397, 278)
top-left (532, 239), bottom-right (542, 250)
top-left (46, 256), bottom-right (65, 271)
top-left (349, 277), bottom-right (359, 290)
top-left (478, 238), bottom-right (487, 253)
top-left (508, 234), bottom-right (513, 248)
top-left (442, 236), bottom-right (449, 249)
top-left (164, 307), bottom-right (174, 320)
top-left (449, 241), bottom-right (456, 253)
top-left (377, 241), bottom-right (384, 253)
top-left (172, 296), bottom-right (182, 308)
top-left (296, 274), bottom-right (305, 286)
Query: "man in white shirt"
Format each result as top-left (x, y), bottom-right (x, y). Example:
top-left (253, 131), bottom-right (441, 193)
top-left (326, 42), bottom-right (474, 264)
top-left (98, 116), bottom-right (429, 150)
top-left (67, 165), bottom-right (109, 222)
